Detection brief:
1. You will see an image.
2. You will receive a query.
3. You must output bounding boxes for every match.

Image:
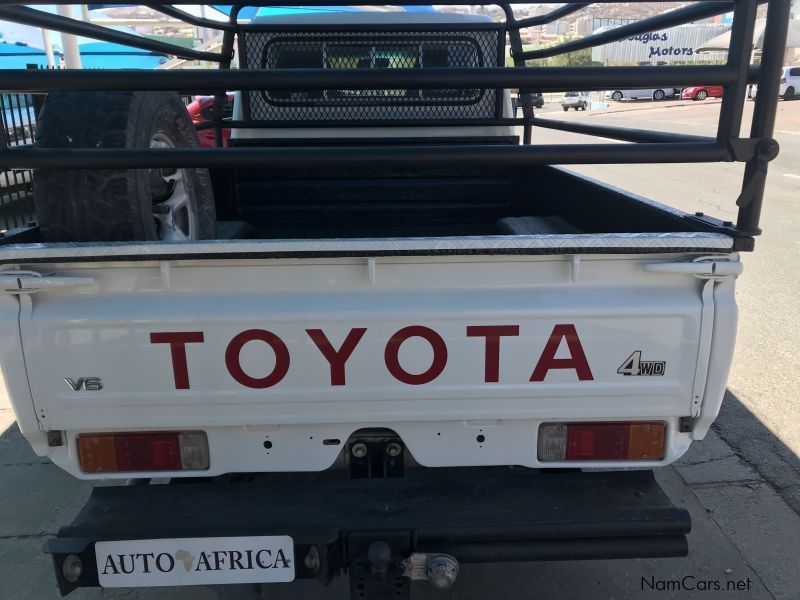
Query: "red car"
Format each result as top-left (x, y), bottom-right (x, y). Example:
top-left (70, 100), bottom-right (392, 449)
top-left (186, 94), bottom-right (234, 148)
top-left (681, 86), bottom-right (724, 101)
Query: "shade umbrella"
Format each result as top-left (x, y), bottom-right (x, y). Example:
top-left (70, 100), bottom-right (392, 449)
top-left (696, 17), bottom-right (800, 52)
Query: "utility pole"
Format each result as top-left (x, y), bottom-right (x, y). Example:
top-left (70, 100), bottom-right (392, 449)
top-left (40, 28), bottom-right (56, 68)
top-left (55, 5), bottom-right (82, 69)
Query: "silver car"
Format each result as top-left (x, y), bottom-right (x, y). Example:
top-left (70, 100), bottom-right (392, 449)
top-left (561, 91), bottom-right (590, 111)
top-left (605, 88), bottom-right (676, 101)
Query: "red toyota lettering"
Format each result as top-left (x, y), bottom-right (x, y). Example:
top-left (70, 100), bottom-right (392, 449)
top-left (150, 331), bottom-right (204, 390)
top-left (306, 328), bottom-right (367, 385)
top-left (225, 329), bottom-right (290, 389)
top-left (530, 324), bottom-right (593, 382)
top-left (466, 325), bottom-right (520, 383)
top-left (385, 325), bottom-right (448, 385)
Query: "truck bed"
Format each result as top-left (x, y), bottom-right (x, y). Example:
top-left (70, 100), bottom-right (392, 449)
top-left (224, 164), bottom-right (739, 245)
top-left (0, 165), bottom-right (740, 259)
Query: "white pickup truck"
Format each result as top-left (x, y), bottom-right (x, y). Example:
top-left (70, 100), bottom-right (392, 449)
top-left (0, 2), bottom-right (785, 598)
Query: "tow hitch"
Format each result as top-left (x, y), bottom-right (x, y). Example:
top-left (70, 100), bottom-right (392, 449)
top-left (403, 553), bottom-right (460, 590)
top-left (348, 541), bottom-right (459, 599)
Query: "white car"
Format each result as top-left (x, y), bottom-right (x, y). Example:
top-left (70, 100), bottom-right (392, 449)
top-left (561, 91), bottom-right (590, 110)
top-left (605, 88), bottom-right (676, 101)
top-left (752, 66), bottom-right (799, 101)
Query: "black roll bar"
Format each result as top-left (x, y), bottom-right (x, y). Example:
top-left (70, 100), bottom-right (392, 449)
top-left (0, 143), bottom-right (730, 170)
top-left (0, 0), bottom-right (790, 241)
top-left (0, 65), bottom-right (752, 93)
top-left (737, 0), bottom-right (791, 235)
top-left (195, 117), bottom-right (715, 146)
top-left (531, 119), bottom-right (716, 145)
top-left (716, 0), bottom-right (758, 143)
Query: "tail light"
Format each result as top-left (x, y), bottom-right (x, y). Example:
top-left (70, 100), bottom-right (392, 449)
top-left (780, 76), bottom-right (787, 84)
top-left (78, 431), bottom-right (209, 473)
top-left (538, 421), bottom-right (665, 462)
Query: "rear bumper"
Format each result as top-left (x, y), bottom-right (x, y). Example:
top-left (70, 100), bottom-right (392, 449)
top-left (45, 470), bottom-right (690, 595)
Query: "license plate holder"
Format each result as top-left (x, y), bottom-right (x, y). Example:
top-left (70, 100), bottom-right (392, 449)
top-left (95, 535), bottom-right (295, 587)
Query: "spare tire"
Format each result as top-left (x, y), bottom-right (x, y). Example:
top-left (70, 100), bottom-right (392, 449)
top-left (33, 91), bottom-right (215, 242)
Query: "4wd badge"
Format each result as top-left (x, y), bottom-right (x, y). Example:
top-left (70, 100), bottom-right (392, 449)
top-left (617, 351), bottom-right (665, 376)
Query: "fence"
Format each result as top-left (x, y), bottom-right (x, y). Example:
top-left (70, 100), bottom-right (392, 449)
top-left (0, 92), bottom-right (40, 232)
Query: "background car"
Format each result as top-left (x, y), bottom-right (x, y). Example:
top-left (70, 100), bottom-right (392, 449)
top-left (561, 91), bottom-right (590, 111)
top-left (681, 86), bottom-right (724, 101)
top-left (605, 88), bottom-right (676, 101)
top-left (512, 92), bottom-right (544, 117)
top-left (752, 66), bottom-right (800, 101)
top-left (186, 94), bottom-right (235, 148)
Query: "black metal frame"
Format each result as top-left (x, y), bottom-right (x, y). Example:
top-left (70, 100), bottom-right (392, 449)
top-left (45, 469), bottom-right (690, 597)
top-left (236, 22), bottom-right (505, 123)
top-left (0, 0), bottom-right (791, 237)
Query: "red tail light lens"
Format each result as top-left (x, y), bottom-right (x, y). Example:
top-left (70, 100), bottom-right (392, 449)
top-left (78, 431), bottom-right (209, 473)
top-left (538, 422), bottom-right (666, 461)
top-left (567, 423), bottom-right (628, 460)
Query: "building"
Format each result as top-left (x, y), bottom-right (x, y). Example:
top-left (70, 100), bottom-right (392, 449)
top-left (544, 20), bottom-right (570, 37)
top-left (591, 23), bottom-right (730, 65)
top-left (570, 15), bottom-right (594, 37)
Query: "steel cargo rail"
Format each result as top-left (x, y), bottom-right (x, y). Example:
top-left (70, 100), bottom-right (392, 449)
top-left (0, 0), bottom-right (791, 236)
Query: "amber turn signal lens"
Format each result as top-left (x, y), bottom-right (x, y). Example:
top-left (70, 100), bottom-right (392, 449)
top-left (627, 422), bottom-right (666, 460)
top-left (77, 434), bottom-right (118, 473)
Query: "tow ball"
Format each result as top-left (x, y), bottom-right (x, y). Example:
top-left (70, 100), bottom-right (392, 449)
top-left (348, 542), bottom-right (459, 599)
top-left (402, 552), bottom-right (460, 590)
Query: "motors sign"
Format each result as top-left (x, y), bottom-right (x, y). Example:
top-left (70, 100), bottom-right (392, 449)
top-left (591, 24), bottom-right (729, 64)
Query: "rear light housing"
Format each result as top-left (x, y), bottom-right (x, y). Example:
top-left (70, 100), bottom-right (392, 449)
top-left (780, 76), bottom-right (787, 83)
top-left (538, 421), bottom-right (666, 462)
top-left (78, 431), bottom-right (209, 473)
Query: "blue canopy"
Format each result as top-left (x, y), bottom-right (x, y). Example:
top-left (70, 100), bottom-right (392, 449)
top-left (90, 5), bottom-right (437, 20)
top-left (0, 42), bottom-right (50, 70)
top-left (75, 42), bottom-right (166, 69)
top-left (253, 6), bottom-right (436, 17)
top-left (0, 40), bottom-right (165, 70)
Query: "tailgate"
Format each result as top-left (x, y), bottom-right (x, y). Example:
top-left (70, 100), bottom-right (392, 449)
top-left (9, 252), bottom-right (738, 476)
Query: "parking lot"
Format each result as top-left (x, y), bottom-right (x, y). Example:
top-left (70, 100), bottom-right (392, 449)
top-left (1, 97), bottom-right (799, 599)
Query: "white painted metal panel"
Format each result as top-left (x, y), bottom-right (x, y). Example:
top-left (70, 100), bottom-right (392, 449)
top-left (4, 253), bottom-right (738, 478)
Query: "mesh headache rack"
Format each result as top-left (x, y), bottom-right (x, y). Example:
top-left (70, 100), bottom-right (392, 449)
top-left (0, 0), bottom-right (791, 240)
